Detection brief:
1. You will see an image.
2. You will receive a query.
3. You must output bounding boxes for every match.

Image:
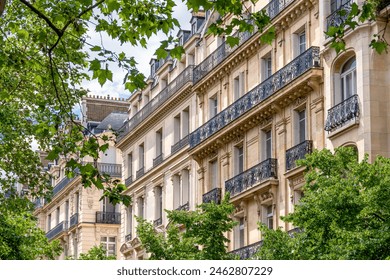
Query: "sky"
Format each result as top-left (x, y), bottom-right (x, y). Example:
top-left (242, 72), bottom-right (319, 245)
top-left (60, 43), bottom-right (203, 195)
top-left (80, 0), bottom-right (192, 99)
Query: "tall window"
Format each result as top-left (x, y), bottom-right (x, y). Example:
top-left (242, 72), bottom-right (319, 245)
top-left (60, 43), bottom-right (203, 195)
top-left (340, 57), bottom-right (356, 101)
top-left (262, 53), bottom-right (272, 81)
top-left (233, 72), bottom-right (245, 100)
top-left (234, 217), bottom-right (245, 249)
top-left (56, 207), bottom-right (60, 225)
top-left (101, 237), bottom-right (116, 257)
top-left (127, 206), bottom-right (132, 236)
top-left (47, 214), bottom-right (51, 230)
top-left (74, 192), bottom-right (79, 214)
top-left (65, 200), bottom-right (69, 223)
top-left (127, 153), bottom-right (133, 178)
top-left (265, 130), bottom-right (272, 159)
top-left (331, 0), bottom-right (350, 13)
top-left (156, 129), bottom-right (163, 157)
top-left (210, 159), bottom-right (218, 190)
top-left (298, 30), bottom-right (306, 55)
top-left (298, 109), bottom-right (306, 144)
top-left (182, 107), bottom-right (189, 138)
top-left (234, 146), bottom-right (244, 175)
top-left (209, 95), bottom-right (218, 118)
top-left (103, 197), bottom-right (115, 213)
top-left (139, 143), bottom-right (144, 170)
top-left (174, 113), bottom-right (181, 143)
top-left (155, 186), bottom-right (163, 221)
top-left (266, 205), bottom-right (273, 229)
top-left (138, 197), bottom-right (144, 219)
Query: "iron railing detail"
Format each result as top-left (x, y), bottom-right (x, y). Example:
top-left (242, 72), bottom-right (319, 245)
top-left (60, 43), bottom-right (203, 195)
top-left (171, 135), bottom-right (189, 154)
top-left (175, 202), bottom-right (189, 211)
top-left (193, 0), bottom-right (295, 84)
top-left (153, 154), bottom-right (164, 168)
top-left (52, 177), bottom-right (75, 196)
top-left (153, 217), bottom-right (162, 227)
top-left (46, 221), bottom-right (68, 240)
top-left (189, 47), bottom-right (320, 148)
top-left (326, 0), bottom-right (353, 33)
top-left (286, 140), bottom-right (313, 171)
top-left (69, 213), bottom-right (79, 228)
top-left (136, 167), bottom-right (144, 179)
top-left (202, 188), bottom-right (222, 204)
top-left (225, 159), bottom-right (278, 197)
top-left (324, 94), bottom-right (359, 131)
top-left (95, 211), bottom-right (121, 224)
top-left (125, 175), bottom-right (133, 187)
top-left (118, 66), bottom-right (194, 140)
top-left (229, 241), bottom-right (263, 260)
top-left (125, 233), bottom-right (132, 242)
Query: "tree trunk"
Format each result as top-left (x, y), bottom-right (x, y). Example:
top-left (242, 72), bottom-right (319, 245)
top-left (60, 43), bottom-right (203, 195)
top-left (0, 0), bottom-right (6, 16)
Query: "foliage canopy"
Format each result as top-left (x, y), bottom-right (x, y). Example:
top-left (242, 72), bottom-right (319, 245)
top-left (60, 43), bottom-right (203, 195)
top-left (257, 147), bottom-right (390, 260)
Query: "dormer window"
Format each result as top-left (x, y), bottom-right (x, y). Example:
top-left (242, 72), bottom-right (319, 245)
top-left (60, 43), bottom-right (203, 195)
top-left (191, 20), bottom-right (197, 34)
top-left (179, 35), bottom-right (184, 46)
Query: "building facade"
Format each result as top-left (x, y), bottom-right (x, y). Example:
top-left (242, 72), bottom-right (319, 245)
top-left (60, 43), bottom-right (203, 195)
top-left (115, 0), bottom-right (389, 259)
top-left (34, 95), bottom-right (128, 259)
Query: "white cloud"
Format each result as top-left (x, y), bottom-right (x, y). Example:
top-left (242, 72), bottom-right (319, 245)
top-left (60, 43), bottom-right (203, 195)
top-left (81, 1), bottom-right (192, 99)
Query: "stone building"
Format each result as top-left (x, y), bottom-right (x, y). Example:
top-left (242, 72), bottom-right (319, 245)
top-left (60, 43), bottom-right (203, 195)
top-left (34, 95), bottom-right (128, 259)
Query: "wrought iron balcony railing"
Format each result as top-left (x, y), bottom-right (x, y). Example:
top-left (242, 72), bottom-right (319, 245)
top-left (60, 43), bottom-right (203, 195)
top-left (326, 0), bottom-right (353, 33)
top-left (118, 66), bottom-right (194, 140)
top-left (125, 175), bottom-right (133, 187)
top-left (69, 213), bottom-right (79, 228)
top-left (190, 46), bottom-right (320, 148)
top-left (202, 188), bottom-right (222, 204)
top-left (136, 167), bottom-right (144, 179)
top-left (324, 94), bottom-right (359, 131)
top-left (285, 140), bottom-right (313, 171)
top-left (153, 217), bottom-right (162, 227)
top-left (193, 0), bottom-right (295, 84)
top-left (52, 177), bottom-right (74, 196)
top-left (175, 202), bottom-right (189, 211)
top-left (229, 241), bottom-right (263, 260)
top-left (125, 233), bottom-right (132, 242)
top-left (95, 211), bottom-right (121, 224)
top-left (225, 158), bottom-right (278, 197)
top-left (171, 135), bottom-right (189, 155)
top-left (46, 221), bottom-right (68, 240)
top-left (153, 154), bottom-right (164, 168)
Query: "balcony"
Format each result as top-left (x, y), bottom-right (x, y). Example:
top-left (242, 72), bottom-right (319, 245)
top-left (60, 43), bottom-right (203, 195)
top-left (190, 46), bottom-right (321, 148)
top-left (175, 202), bottom-right (189, 211)
top-left (125, 175), bottom-right (133, 187)
top-left (193, 0), bottom-right (295, 84)
top-left (118, 65), bottom-right (194, 141)
top-left (229, 241), bottom-right (263, 260)
top-left (153, 154), bottom-right (164, 168)
top-left (96, 163), bottom-right (122, 177)
top-left (324, 94), bottom-right (359, 132)
top-left (225, 159), bottom-right (278, 198)
top-left (286, 140), bottom-right (313, 171)
top-left (153, 217), bottom-right (162, 227)
top-left (46, 221), bottom-right (68, 240)
top-left (202, 188), bottom-right (221, 204)
top-left (125, 233), bottom-right (132, 242)
top-left (326, 0), bottom-right (353, 33)
top-left (136, 167), bottom-right (144, 179)
top-left (52, 177), bottom-right (75, 196)
top-left (69, 213), bottom-right (79, 228)
top-left (95, 211), bottom-right (121, 224)
top-left (171, 135), bottom-right (189, 155)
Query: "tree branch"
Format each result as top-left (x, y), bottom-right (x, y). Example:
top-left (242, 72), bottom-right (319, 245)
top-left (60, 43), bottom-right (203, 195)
top-left (0, 0), bottom-right (6, 17)
top-left (18, 0), bottom-right (62, 37)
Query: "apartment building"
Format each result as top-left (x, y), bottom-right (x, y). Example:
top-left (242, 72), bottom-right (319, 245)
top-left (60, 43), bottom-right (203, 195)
top-left (116, 0), bottom-right (389, 259)
top-left (34, 95), bottom-right (128, 259)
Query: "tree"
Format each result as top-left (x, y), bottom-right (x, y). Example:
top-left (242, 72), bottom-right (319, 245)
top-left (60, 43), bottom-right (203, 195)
top-left (136, 194), bottom-right (237, 260)
top-left (0, 0), bottom-right (388, 205)
top-left (68, 245), bottom-right (116, 260)
top-left (0, 193), bottom-right (62, 259)
top-left (256, 147), bottom-right (390, 260)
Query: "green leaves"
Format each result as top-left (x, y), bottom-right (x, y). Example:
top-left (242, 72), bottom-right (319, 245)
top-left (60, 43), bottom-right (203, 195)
top-left (137, 194), bottom-right (237, 260)
top-left (259, 147), bottom-right (390, 260)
